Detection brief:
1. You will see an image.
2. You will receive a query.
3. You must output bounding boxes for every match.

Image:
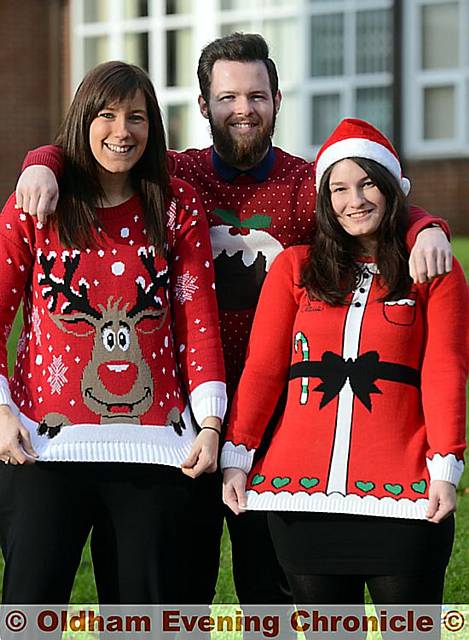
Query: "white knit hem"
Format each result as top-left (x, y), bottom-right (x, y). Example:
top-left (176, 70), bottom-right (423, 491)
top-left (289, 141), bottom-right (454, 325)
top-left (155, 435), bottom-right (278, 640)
top-left (427, 454), bottom-right (464, 486)
top-left (189, 380), bottom-right (227, 425)
top-left (245, 490), bottom-right (429, 520)
top-left (0, 375), bottom-right (12, 406)
top-left (20, 405), bottom-right (198, 467)
top-left (220, 441), bottom-right (255, 473)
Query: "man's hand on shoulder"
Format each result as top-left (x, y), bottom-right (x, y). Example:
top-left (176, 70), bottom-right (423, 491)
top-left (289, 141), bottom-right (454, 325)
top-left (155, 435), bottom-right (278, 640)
top-left (15, 165), bottom-right (59, 224)
top-left (409, 226), bottom-right (452, 284)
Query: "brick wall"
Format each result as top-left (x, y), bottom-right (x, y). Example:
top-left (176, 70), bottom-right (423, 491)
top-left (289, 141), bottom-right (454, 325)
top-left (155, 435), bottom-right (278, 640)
top-left (0, 0), bottom-right (67, 206)
top-left (405, 158), bottom-right (469, 236)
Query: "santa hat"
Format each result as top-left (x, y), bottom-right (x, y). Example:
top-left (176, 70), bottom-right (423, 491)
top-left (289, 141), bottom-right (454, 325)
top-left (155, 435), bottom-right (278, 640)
top-left (315, 118), bottom-right (411, 195)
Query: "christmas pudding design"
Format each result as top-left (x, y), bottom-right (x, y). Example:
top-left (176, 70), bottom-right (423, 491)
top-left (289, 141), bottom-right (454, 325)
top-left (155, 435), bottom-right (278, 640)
top-left (210, 208), bottom-right (283, 311)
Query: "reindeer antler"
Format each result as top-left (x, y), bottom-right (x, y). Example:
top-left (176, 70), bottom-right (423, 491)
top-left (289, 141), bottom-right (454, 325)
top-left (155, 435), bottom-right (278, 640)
top-left (38, 251), bottom-right (101, 319)
top-left (128, 248), bottom-right (169, 318)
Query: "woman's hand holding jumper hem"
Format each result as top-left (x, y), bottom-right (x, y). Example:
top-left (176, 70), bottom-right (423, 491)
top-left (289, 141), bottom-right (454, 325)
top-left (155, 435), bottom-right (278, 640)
top-left (0, 404), bottom-right (37, 465)
top-left (223, 468), bottom-right (248, 515)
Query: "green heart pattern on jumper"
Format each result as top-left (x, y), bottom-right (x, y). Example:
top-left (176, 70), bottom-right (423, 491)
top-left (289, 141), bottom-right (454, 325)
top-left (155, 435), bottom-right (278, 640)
top-left (272, 477), bottom-right (291, 489)
top-left (299, 477), bottom-right (320, 489)
top-left (355, 481), bottom-right (375, 493)
top-left (411, 480), bottom-right (427, 494)
top-left (249, 475), bottom-right (425, 496)
top-left (384, 483), bottom-right (403, 496)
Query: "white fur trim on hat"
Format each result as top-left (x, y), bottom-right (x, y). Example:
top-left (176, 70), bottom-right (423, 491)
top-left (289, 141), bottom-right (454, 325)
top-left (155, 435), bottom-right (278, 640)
top-left (316, 138), bottom-right (411, 195)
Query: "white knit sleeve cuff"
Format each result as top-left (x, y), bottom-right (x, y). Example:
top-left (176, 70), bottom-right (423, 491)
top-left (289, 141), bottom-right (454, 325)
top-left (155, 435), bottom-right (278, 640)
top-left (0, 375), bottom-right (12, 406)
top-left (427, 454), bottom-right (464, 486)
top-left (189, 380), bottom-right (227, 425)
top-left (220, 441), bottom-right (255, 474)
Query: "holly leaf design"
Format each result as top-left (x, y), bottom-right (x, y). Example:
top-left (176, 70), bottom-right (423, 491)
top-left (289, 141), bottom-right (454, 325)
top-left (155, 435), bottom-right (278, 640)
top-left (213, 209), bottom-right (242, 227)
top-left (242, 215), bottom-right (272, 229)
top-left (213, 209), bottom-right (272, 230)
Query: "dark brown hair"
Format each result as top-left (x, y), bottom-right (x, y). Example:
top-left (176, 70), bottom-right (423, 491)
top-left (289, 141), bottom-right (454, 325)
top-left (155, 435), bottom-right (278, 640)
top-left (54, 60), bottom-right (170, 252)
top-left (197, 32), bottom-right (279, 102)
top-left (301, 157), bottom-right (412, 305)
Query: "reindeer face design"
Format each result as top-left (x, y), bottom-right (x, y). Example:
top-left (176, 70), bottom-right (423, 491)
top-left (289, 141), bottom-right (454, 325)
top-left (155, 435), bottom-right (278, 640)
top-left (64, 297), bottom-right (167, 423)
top-left (37, 248), bottom-right (171, 431)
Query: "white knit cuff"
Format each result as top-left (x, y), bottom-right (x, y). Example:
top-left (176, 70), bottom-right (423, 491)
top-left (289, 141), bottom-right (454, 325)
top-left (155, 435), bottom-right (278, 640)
top-left (427, 454), bottom-right (464, 486)
top-left (220, 441), bottom-right (255, 474)
top-left (189, 380), bottom-right (227, 425)
top-left (0, 375), bottom-right (12, 406)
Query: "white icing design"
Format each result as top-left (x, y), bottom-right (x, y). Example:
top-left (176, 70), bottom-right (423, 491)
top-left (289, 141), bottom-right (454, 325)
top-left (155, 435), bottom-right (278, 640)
top-left (209, 225), bottom-right (283, 271)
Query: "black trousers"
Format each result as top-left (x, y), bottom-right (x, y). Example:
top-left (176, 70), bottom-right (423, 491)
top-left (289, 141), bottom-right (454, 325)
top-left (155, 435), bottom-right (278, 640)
top-left (0, 461), bottom-right (195, 604)
top-left (186, 471), bottom-right (292, 604)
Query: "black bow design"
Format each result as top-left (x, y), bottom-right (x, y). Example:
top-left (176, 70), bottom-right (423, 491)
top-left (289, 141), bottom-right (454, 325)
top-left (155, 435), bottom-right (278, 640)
top-left (289, 350), bottom-right (420, 411)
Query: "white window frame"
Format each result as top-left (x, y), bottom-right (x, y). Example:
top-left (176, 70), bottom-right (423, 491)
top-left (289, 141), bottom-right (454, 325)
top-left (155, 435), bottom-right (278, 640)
top-left (305, 0), bottom-right (394, 160)
top-left (403, 0), bottom-right (469, 158)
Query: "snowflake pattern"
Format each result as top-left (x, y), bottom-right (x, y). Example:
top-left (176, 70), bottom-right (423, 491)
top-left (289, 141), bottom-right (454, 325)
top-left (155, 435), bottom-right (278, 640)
top-left (32, 306), bottom-right (42, 345)
top-left (47, 355), bottom-right (68, 395)
top-left (174, 271), bottom-right (199, 304)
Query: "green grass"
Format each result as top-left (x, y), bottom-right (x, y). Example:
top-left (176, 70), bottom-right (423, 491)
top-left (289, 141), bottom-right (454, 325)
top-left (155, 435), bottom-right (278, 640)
top-left (1, 238), bottom-right (468, 605)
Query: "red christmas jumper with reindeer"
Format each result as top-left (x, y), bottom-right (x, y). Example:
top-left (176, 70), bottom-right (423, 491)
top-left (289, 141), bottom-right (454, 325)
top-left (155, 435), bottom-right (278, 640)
top-left (221, 246), bottom-right (468, 520)
top-left (23, 146), bottom-right (449, 399)
top-left (0, 178), bottom-right (226, 466)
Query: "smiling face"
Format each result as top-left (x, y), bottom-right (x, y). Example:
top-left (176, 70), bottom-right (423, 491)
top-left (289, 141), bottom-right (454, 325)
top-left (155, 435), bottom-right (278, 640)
top-left (199, 60), bottom-right (281, 169)
top-left (329, 159), bottom-right (387, 254)
top-left (89, 89), bottom-right (149, 178)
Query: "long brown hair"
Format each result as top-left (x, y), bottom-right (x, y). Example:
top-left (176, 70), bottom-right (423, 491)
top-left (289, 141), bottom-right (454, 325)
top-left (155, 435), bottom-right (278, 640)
top-left (301, 157), bottom-right (412, 305)
top-left (54, 60), bottom-right (170, 252)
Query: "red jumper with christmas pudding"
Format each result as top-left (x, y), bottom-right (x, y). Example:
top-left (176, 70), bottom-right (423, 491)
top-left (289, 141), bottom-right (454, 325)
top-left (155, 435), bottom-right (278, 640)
top-left (222, 118), bottom-right (468, 606)
top-left (0, 61), bottom-right (226, 605)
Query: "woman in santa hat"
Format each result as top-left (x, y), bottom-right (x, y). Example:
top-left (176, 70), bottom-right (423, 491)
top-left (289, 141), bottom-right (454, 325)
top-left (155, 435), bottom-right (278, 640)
top-left (221, 118), bottom-right (468, 607)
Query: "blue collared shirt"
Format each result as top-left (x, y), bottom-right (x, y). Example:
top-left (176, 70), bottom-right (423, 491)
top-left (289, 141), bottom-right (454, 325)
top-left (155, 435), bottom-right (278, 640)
top-left (211, 146), bottom-right (275, 183)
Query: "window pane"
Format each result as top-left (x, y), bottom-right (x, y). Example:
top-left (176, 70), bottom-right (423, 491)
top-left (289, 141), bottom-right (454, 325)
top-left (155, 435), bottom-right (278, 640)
top-left (84, 0), bottom-right (108, 22)
top-left (84, 36), bottom-right (110, 71)
top-left (123, 0), bottom-right (149, 18)
top-left (356, 87), bottom-right (393, 138)
top-left (166, 0), bottom-right (192, 13)
top-left (421, 3), bottom-right (459, 69)
top-left (267, 0), bottom-right (301, 5)
top-left (221, 0), bottom-right (253, 9)
top-left (423, 86), bottom-right (455, 139)
top-left (263, 19), bottom-right (300, 83)
top-left (356, 9), bottom-right (392, 74)
top-left (221, 22), bottom-right (252, 37)
top-left (167, 104), bottom-right (190, 150)
top-left (166, 29), bottom-right (192, 87)
top-left (310, 14), bottom-right (344, 77)
top-left (124, 32), bottom-right (149, 70)
top-left (273, 93), bottom-right (299, 150)
top-left (311, 94), bottom-right (341, 146)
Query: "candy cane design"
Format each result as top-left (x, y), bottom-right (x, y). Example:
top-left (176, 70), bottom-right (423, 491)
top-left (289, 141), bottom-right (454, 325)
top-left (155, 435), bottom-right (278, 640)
top-left (294, 331), bottom-right (310, 404)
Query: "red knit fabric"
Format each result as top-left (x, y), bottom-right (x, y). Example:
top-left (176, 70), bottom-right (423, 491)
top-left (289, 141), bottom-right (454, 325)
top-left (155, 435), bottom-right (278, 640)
top-left (23, 146), bottom-right (450, 400)
top-left (0, 177), bottom-right (226, 465)
top-left (221, 246), bottom-right (468, 519)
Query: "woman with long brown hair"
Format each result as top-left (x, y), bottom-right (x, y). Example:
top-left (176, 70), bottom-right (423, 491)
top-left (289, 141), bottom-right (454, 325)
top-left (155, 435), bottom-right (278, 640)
top-left (0, 61), bottom-right (226, 604)
top-left (222, 119), bottom-right (468, 608)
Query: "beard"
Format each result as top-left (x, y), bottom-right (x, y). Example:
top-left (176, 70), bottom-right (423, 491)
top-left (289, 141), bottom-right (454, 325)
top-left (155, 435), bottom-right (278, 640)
top-left (208, 110), bottom-right (276, 169)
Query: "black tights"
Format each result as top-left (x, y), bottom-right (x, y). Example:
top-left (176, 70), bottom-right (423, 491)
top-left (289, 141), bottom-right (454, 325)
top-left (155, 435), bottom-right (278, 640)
top-left (286, 572), bottom-right (445, 639)
top-left (285, 571), bottom-right (446, 605)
